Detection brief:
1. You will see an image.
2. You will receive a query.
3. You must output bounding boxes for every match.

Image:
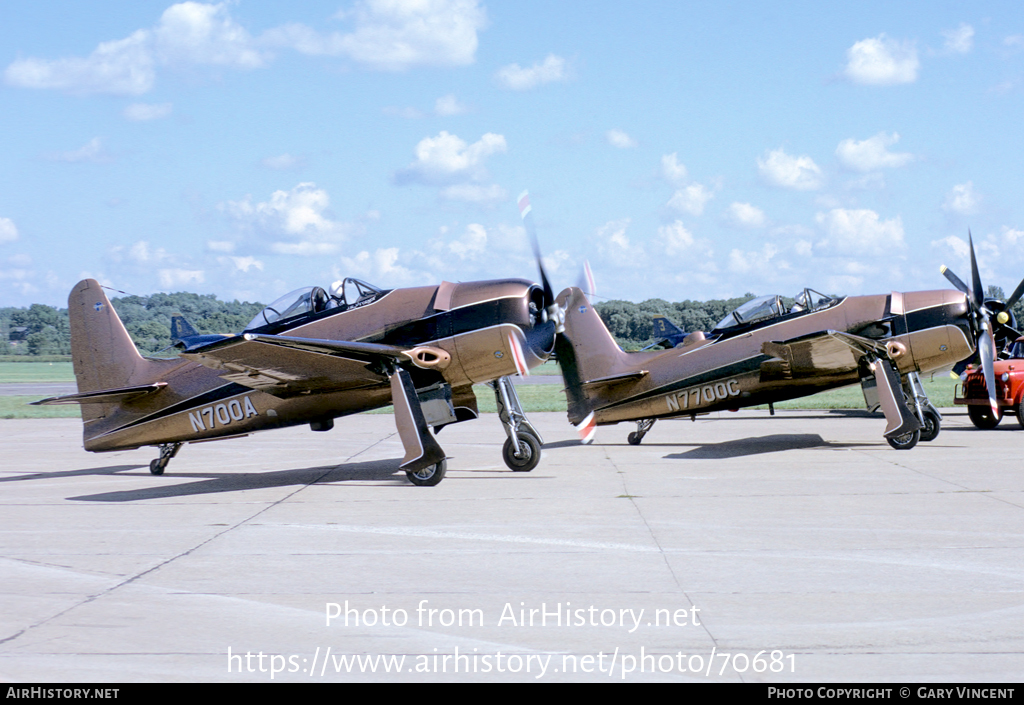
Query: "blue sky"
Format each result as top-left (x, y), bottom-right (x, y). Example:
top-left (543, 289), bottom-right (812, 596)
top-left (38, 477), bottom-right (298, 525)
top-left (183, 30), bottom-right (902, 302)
top-left (3, 1), bottom-right (1024, 308)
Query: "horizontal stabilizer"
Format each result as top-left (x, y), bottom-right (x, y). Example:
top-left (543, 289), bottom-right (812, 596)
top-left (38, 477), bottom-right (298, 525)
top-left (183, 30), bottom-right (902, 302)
top-left (581, 370), bottom-right (649, 390)
top-left (32, 383), bottom-right (167, 406)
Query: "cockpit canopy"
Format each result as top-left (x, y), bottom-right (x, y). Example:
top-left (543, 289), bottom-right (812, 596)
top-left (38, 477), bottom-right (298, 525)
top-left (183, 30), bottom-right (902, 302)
top-left (712, 288), bottom-right (839, 332)
top-left (244, 278), bottom-right (384, 332)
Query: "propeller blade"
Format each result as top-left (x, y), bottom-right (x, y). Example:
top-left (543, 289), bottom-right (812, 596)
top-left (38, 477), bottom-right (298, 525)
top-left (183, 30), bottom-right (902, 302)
top-left (940, 264), bottom-right (972, 299)
top-left (1005, 276), bottom-right (1024, 310)
top-left (518, 190), bottom-right (555, 308)
top-left (576, 260), bottom-right (596, 298)
top-left (978, 323), bottom-right (999, 417)
top-left (969, 231), bottom-right (986, 311)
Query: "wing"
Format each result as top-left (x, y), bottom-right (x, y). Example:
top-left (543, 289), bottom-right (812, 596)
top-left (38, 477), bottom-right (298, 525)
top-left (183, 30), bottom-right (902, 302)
top-left (762, 330), bottom-right (920, 439)
top-left (181, 333), bottom-right (410, 398)
top-left (760, 330), bottom-right (886, 381)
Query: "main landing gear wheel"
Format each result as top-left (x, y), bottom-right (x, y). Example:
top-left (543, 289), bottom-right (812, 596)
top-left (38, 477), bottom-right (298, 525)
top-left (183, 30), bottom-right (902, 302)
top-left (406, 459), bottom-right (446, 487)
top-left (503, 432), bottom-right (541, 472)
top-left (149, 459), bottom-right (166, 476)
top-left (886, 428), bottom-right (921, 450)
top-left (967, 405), bottom-right (1002, 429)
top-left (919, 408), bottom-right (941, 442)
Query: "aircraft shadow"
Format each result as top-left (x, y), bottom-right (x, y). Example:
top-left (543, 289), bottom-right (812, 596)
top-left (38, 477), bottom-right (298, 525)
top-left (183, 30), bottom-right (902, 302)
top-left (0, 464), bottom-right (145, 483)
top-left (664, 434), bottom-right (875, 459)
top-left (66, 458), bottom-right (411, 503)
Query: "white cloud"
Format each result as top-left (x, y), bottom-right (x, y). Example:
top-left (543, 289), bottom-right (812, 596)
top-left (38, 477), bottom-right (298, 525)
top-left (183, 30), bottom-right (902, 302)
top-left (5, 30), bottom-right (154, 95)
top-left (4, 2), bottom-right (264, 96)
top-left (660, 153), bottom-right (688, 185)
top-left (218, 256), bottom-right (264, 273)
top-left (222, 182), bottom-right (352, 255)
top-left (206, 240), bottom-right (235, 253)
top-left (6, 1), bottom-right (483, 96)
top-left (337, 247), bottom-right (421, 287)
top-left (333, 0), bottom-right (485, 70)
top-left (439, 184), bottom-right (507, 203)
top-left (728, 243), bottom-right (780, 275)
top-left (152, 1), bottom-right (264, 69)
top-left (656, 220), bottom-right (713, 259)
top-left (942, 23), bottom-right (974, 54)
top-left (45, 137), bottom-right (112, 163)
top-left (667, 183), bottom-right (714, 216)
top-left (446, 223), bottom-right (488, 259)
top-left (606, 129), bottom-right (637, 149)
top-left (0, 218), bottom-right (18, 244)
top-left (269, 0), bottom-right (486, 71)
top-left (758, 148), bottom-right (823, 190)
top-left (932, 234), bottom-right (970, 261)
top-left (943, 181), bottom-right (980, 215)
top-left (835, 132), bottom-right (914, 171)
top-left (435, 93), bottom-right (467, 116)
top-left (844, 34), bottom-right (919, 86)
top-left (726, 202), bottom-right (767, 229)
top-left (495, 54), bottom-right (569, 90)
top-left (158, 268), bottom-right (205, 288)
top-left (123, 102), bottom-right (173, 121)
top-left (594, 219), bottom-right (644, 266)
top-left (261, 153), bottom-right (304, 171)
top-left (395, 131), bottom-right (506, 185)
top-left (816, 208), bottom-right (904, 255)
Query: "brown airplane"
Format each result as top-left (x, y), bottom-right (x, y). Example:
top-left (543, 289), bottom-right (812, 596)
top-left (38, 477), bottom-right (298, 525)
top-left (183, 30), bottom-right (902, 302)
top-left (34, 275), bottom-right (559, 486)
top-left (552, 235), bottom-right (1020, 450)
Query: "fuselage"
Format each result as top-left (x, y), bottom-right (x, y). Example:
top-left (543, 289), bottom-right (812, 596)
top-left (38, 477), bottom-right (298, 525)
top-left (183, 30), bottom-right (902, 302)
top-left (79, 279), bottom-right (550, 452)
top-left (576, 289), bottom-right (972, 425)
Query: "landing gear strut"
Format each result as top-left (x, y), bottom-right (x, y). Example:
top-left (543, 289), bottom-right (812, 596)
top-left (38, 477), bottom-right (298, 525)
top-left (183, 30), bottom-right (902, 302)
top-left (149, 442), bottom-right (182, 475)
top-left (627, 419), bottom-right (656, 445)
top-left (490, 376), bottom-right (543, 472)
top-left (906, 371), bottom-right (941, 443)
top-left (885, 371), bottom-right (941, 450)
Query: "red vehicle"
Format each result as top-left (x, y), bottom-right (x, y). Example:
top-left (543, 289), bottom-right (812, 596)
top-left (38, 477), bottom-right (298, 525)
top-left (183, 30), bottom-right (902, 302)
top-left (954, 337), bottom-right (1024, 428)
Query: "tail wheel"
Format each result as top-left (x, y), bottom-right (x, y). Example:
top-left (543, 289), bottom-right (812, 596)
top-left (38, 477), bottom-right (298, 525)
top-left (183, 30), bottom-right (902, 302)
top-left (967, 405), bottom-right (1002, 429)
top-left (406, 460), bottom-right (446, 487)
top-left (919, 408), bottom-right (941, 442)
top-left (503, 432), bottom-right (542, 472)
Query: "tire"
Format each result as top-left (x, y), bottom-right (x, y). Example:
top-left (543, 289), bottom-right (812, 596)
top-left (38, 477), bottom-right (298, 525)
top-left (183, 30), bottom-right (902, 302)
top-left (967, 405), bottom-right (1002, 429)
top-left (1017, 396), bottom-right (1024, 430)
top-left (502, 432), bottom-right (542, 472)
top-left (149, 459), bottom-right (165, 476)
top-left (627, 432), bottom-right (642, 446)
top-left (406, 459), bottom-right (446, 487)
top-left (919, 408), bottom-right (941, 442)
top-left (887, 429), bottom-right (921, 450)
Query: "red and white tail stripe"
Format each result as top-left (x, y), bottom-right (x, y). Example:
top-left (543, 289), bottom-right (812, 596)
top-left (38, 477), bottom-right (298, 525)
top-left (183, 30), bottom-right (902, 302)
top-left (575, 412), bottom-right (596, 444)
top-left (508, 332), bottom-right (530, 377)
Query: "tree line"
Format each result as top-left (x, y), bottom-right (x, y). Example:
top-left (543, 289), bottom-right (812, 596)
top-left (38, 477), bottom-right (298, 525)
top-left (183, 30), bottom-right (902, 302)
top-left (1, 291), bottom-right (264, 356)
top-left (6, 286), bottom-right (1023, 356)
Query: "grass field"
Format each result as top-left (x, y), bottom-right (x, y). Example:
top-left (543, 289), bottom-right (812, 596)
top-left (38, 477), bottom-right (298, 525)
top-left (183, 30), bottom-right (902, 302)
top-left (0, 360), bottom-right (961, 419)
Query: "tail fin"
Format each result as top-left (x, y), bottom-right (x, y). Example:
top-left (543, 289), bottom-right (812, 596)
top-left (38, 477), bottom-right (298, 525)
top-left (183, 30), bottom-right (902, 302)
top-left (67, 280), bottom-right (166, 423)
top-left (555, 287), bottom-right (641, 425)
top-left (652, 315), bottom-right (685, 343)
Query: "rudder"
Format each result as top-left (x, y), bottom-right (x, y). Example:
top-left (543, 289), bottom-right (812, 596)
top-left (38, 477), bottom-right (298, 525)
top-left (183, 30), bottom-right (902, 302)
top-left (555, 287), bottom-right (634, 424)
top-left (67, 280), bottom-right (152, 424)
